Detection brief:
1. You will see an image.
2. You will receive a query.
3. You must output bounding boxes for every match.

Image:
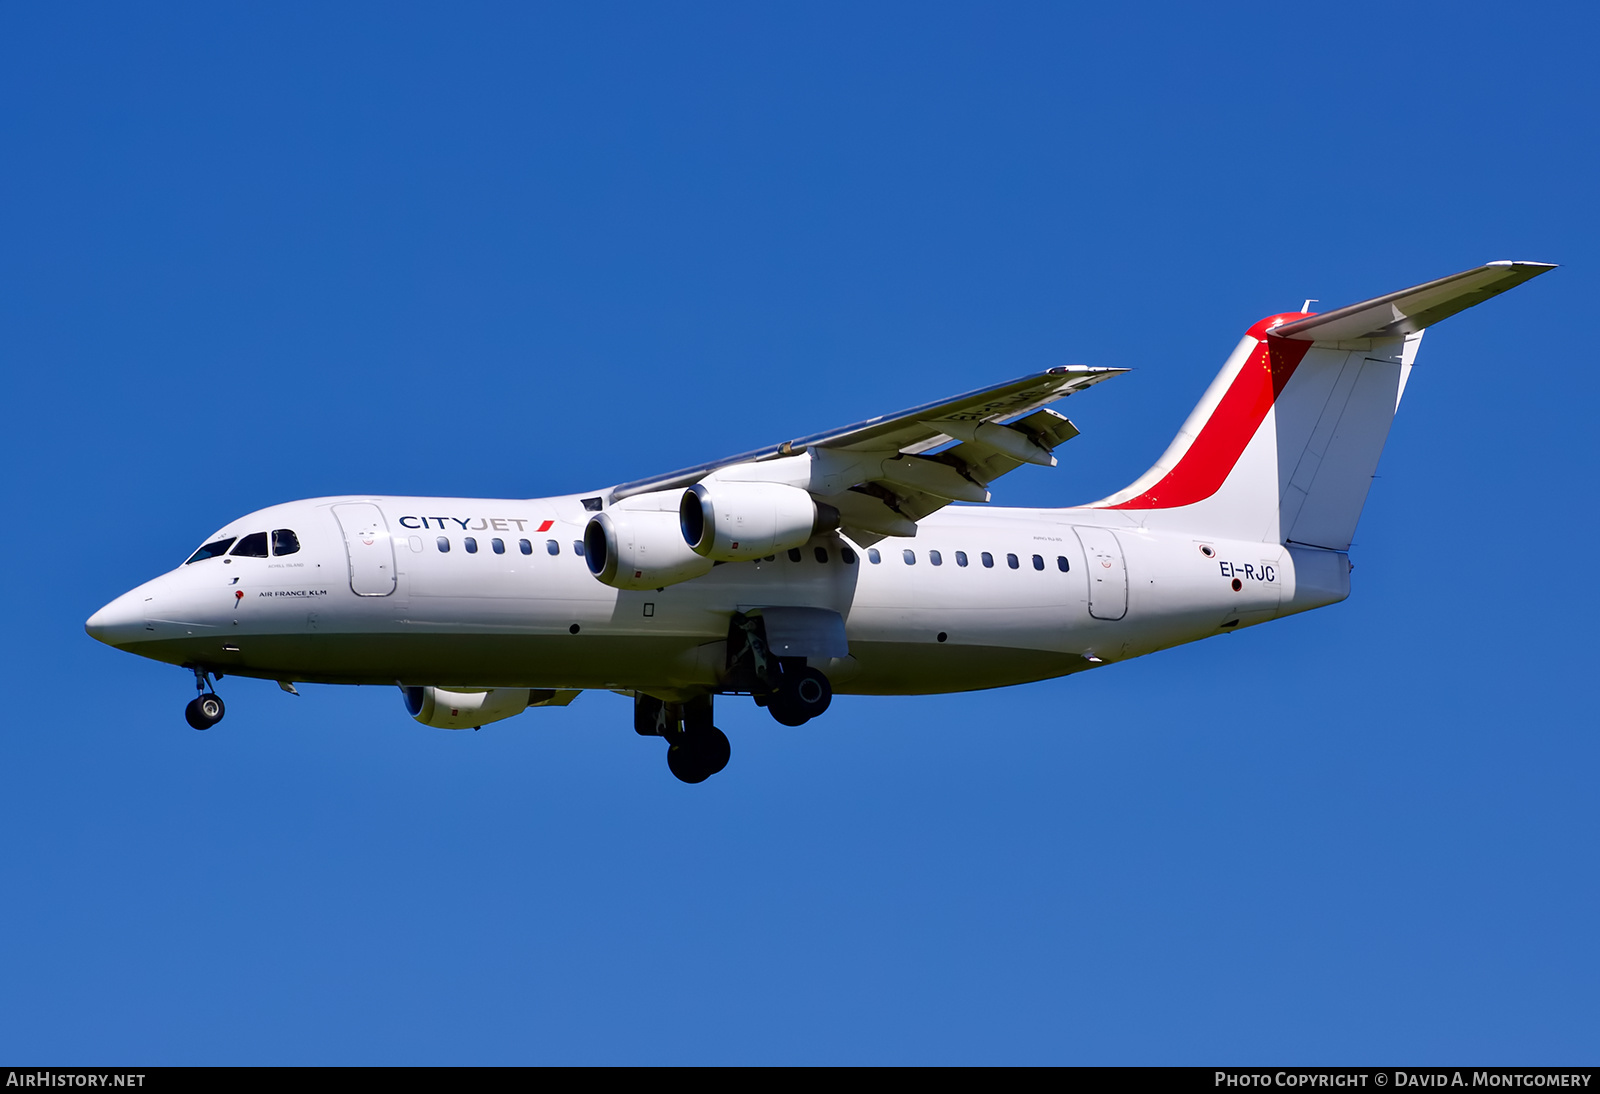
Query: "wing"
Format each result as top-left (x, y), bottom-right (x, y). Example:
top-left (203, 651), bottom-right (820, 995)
top-left (608, 365), bottom-right (1125, 542)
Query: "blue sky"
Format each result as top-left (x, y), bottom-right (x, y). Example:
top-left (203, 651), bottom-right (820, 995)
top-left (3, 2), bottom-right (1596, 1064)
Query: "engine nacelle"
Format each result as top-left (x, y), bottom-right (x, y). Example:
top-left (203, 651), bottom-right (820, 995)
top-left (402, 685), bottom-right (540, 730)
top-left (584, 509), bottom-right (715, 591)
top-left (680, 481), bottom-right (835, 562)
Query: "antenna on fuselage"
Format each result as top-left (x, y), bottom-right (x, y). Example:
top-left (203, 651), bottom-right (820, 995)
top-left (1302, 299), bottom-right (1319, 312)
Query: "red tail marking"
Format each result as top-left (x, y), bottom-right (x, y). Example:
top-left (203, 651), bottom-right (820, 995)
top-left (1107, 314), bottom-right (1313, 510)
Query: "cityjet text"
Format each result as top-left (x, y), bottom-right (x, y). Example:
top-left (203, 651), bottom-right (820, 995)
top-left (398, 517), bottom-right (547, 532)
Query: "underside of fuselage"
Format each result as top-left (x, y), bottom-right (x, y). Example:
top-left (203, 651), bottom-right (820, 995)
top-left (105, 631), bottom-right (1095, 696)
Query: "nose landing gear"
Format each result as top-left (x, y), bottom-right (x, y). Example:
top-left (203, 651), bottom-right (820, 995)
top-left (185, 693), bottom-right (226, 730)
top-left (184, 666), bottom-right (226, 730)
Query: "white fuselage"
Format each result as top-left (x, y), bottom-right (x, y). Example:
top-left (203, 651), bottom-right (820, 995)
top-left (86, 492), bottom-right (1348, 698)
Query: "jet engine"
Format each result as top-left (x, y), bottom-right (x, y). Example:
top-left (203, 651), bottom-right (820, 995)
top-left (680, 481), bottom-right (837, 562)
top-left (584, 509), bottom-right (716, 591)
top-left (402, 685), bottom-right (545, 729)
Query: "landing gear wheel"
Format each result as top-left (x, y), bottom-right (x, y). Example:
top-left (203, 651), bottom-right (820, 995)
top-left (667, 739), bottom-right (710, 784)
top-left (766, 666), bottom-right (832, 726)
top-left (695, 726), bottom-right (731, 776)
top-left (666, 726), bottom-right (731, 784)
top-left (767, 697), bottom-right (811, 727)
top-left (185, 694), bottom-right (225, 731)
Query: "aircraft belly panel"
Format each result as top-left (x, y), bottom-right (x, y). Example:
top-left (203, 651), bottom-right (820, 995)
top-left (835, 642), bottom-right (1086, 694)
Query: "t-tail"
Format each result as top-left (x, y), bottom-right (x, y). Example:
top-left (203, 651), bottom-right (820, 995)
top-left (1089, 261), bottom-right (1555, 610)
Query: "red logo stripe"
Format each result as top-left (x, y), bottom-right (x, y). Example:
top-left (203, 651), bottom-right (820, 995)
top-left (1106, 317), bottom-right (1313, 510)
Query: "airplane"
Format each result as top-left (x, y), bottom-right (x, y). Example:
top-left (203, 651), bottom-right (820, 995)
top-left (85, 261), bottom-right (1554, 783)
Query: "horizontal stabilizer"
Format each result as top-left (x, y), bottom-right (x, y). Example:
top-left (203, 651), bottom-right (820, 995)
top-left (1272, 261), bottom-right (1555, 343)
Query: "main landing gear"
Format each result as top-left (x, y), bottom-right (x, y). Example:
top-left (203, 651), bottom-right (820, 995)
top-left (634, 614), bottom-right (839, 782)
top-left (728, 613), bottom-right (833, 727)
top-left (184, 666), bottom-right (226, 731)
top-left (636, 694), bottom-right (730, 784)
top-left (762, 661), bottom-right (833, 727)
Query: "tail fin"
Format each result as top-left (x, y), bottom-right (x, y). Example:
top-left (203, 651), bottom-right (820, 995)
top-left (1091, 261), bottom-right (1555, 548)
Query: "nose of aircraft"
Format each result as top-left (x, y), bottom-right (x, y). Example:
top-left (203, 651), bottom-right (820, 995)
top-left (86, 579), bottom-right (162, 647)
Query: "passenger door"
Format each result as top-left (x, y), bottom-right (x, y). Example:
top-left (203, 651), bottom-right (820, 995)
top-left (333, 503), bottom-right (397, 596)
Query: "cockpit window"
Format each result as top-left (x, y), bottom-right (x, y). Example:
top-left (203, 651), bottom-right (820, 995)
top-left (186, 537), bottom-right (236, 564)
top-left (231, 532), bottom-right (270, 557)
top-left (272, 529), bottom-right (301, 556)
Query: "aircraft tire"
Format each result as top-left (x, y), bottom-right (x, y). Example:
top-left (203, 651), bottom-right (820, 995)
top-left (666, 726), bottom-right (730, 783)
top-left (185, 694), bottom-right (225, 730)
top-left (666, 739), bottom-right (711, 784)
top-left (769, 666), bottom-right (831, 726)
top-left (696, 726), bottom-right (731, 776)
top-left (766, 695), bottom-right (810, 727)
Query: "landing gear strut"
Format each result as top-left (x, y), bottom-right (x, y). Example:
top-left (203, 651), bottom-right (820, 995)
top-left (184, 666), bottom-right (226, 731)
top-left (636, 693), bottom-right (730, 784)
top-left (727, 614), bottom-right (833, 727)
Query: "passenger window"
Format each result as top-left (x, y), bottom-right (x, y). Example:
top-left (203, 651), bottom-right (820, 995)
top-left (231, 532), bottom-right (269, 558)
top-left (868, 548), bottom-right (881, 564)
top-left (437, 537), bottom-right (450, 553)
top-left (929, 550), bottom-right (942, 566)
top-left (902, 549), bottom-right (916, 565)
top-left (1007, 553), bottom-right (1019, 569)
top-left (1032, 554), bottom-right (1044, 571)
top-left (1057, 555), bottom-right (1069, 572)
top-left (185, 537), bottom-right (236, 564)
top-left (814, 547), bottom-right (829, 563)
top-left (841, 546), bottom-right (856, 565)
top-left (519, 539), bottom-right (532, 555)
top-left (788, 548), bottom-right (803, 562)
top-left (492, 538), bottom-right (505, 554)
top-left (271, 529), bottom-right (301, 556)
top-left (546, 540), bottom-right (560, 556)
top-left (573, 541), bottom-right (585, 557)
top-left (955, 551), bottom-right (968, 567)
top-left (464, 537), bottom-right (478, 554)
top-left (981, 552), bottom-right (994, 568)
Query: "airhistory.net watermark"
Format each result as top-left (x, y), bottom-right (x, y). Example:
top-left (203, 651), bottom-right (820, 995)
top-left (5, 1075), bottom-right (145, 1088)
